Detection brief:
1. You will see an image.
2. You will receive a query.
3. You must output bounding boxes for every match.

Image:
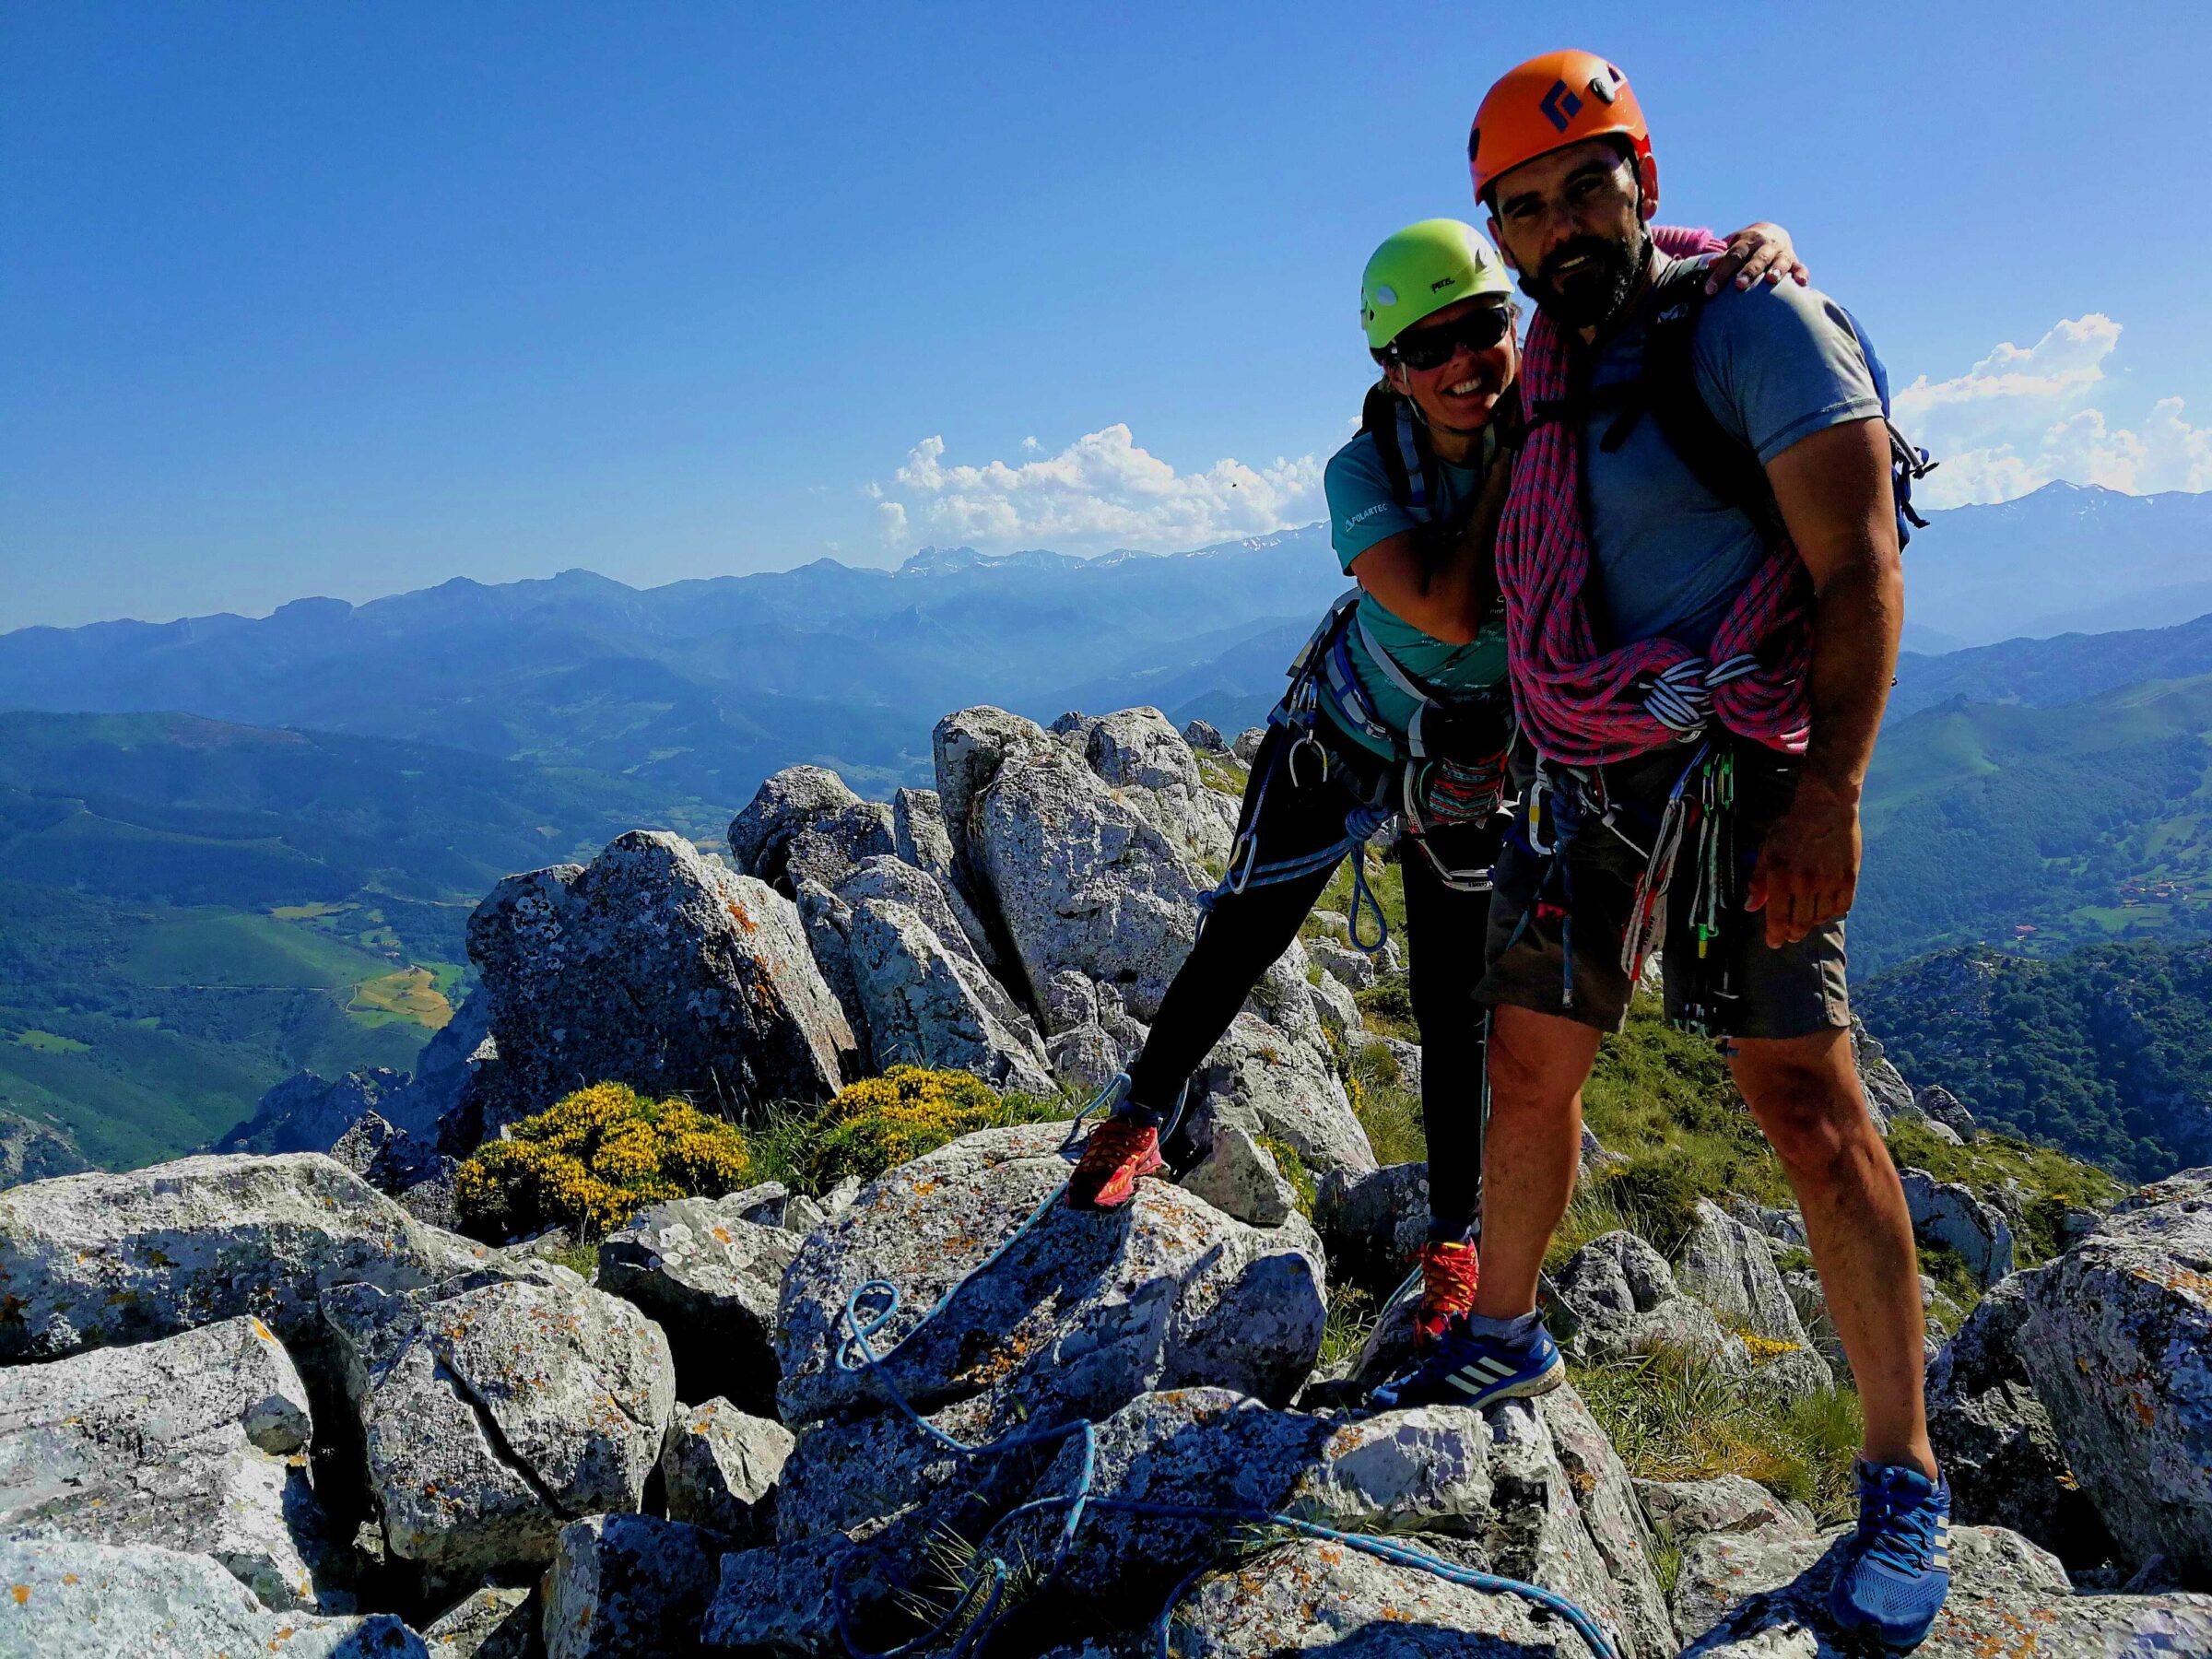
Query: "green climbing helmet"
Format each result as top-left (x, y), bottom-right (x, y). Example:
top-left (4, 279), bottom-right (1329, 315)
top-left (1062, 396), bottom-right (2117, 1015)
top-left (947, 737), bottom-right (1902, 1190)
top-left (1359, 218), bottom-right (1512, 351)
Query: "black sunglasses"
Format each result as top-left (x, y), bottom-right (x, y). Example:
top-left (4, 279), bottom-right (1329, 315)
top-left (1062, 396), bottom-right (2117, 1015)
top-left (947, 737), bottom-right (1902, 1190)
top-left (1388, 306), bottom-right (1512, 371)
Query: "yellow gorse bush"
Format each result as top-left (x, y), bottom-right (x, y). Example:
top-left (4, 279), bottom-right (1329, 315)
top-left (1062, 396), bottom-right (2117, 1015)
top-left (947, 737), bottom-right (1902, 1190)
top-left (453, 1081), bottom-right (754, 1241)
top-left (793, 1065), bottom-right (1064, 1190)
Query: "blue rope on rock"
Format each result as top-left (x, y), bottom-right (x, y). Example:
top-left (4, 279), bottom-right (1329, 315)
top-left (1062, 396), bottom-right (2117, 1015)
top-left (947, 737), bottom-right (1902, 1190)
top-left (823, 1083), bottom-right (1621, 1659)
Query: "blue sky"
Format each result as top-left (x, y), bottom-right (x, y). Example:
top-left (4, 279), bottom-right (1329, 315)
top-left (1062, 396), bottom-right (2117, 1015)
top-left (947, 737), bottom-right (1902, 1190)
top-left (4, 1), bottom-right (2207, 629)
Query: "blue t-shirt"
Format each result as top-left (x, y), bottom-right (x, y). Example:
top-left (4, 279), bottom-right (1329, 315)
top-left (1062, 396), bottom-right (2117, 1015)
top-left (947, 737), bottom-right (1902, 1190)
top-left (1583, 256), bottom-right (1885, 652)
top-left (1321, 425), bottom-right (1508, 757)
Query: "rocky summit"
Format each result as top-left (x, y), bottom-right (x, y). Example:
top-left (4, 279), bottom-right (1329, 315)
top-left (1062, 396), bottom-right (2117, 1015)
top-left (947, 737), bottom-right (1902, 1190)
top-left (1, 705), bottom-right (2207, 1656)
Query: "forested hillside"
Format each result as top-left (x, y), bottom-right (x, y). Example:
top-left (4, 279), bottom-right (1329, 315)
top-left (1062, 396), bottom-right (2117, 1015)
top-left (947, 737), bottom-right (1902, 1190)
top-left (1861, 939), bottom-right (2212, 1180)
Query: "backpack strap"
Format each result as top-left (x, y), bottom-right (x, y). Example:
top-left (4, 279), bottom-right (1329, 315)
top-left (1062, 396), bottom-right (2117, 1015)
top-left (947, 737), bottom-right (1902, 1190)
top-left (1619, 260), bottom-right (1789, 547)
top-left (1360, 381), bottom-right (1437, 514)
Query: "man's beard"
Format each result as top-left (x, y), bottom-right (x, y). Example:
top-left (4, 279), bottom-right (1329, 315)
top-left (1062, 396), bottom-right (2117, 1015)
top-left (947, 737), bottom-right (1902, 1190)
top-left (1516, 229), bottom-right (1651, 329)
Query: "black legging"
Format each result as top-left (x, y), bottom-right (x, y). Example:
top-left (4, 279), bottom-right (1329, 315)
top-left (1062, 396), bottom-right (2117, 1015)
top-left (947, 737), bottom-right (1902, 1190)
top-left (1123, 722), bottom-right (1500, 1235)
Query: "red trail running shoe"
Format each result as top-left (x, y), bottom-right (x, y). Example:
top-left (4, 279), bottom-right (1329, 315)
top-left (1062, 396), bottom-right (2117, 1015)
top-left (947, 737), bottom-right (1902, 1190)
top-left (1065, 1116), bottom-right (1164, 1211)
top-left (1413, 1238), bottom-right (1480, 1349)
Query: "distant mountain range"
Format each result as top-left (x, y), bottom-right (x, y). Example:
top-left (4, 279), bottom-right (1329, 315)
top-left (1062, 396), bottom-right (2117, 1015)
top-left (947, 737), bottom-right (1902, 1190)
top-left (6, 482), bottom-right (2209, 809)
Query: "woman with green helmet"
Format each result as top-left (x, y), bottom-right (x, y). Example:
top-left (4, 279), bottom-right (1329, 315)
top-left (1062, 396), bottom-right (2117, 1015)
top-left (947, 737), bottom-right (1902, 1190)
top-left (1068, 211), bottom-right (1805, 1356)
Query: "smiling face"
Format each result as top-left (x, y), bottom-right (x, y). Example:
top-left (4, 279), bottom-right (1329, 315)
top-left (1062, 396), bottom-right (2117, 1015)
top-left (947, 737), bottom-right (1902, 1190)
top-left (1382, 296), bottom-right (1520, 436)
top-left (1486, 136), bottom-right (1660, 331)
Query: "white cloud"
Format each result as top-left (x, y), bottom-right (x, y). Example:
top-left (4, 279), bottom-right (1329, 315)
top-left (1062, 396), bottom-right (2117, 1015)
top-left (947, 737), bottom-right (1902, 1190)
top-left (1895, 314), bottom-right (2212, 508)
top-left (870, 426), bottom-right (1325, 551)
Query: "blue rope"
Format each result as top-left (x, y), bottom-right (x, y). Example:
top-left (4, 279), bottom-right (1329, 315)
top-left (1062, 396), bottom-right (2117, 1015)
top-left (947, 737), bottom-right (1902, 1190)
top-left (1197, 800), bottom-right (1397, 959)
top-left (823, 1101), bottom-right (1622, 1659)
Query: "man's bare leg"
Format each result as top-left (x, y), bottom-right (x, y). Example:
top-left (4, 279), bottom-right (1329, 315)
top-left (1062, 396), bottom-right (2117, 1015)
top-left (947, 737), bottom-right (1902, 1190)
top-left (1471, 1004), bottom-right (1604, 1320)
top-left (1730, 1027), bottom-right (1935, 1478)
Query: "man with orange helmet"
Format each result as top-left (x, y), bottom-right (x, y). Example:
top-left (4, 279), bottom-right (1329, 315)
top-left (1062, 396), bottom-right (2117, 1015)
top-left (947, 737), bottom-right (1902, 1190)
top-left (1381, 48), bottom-right (1947, 1653)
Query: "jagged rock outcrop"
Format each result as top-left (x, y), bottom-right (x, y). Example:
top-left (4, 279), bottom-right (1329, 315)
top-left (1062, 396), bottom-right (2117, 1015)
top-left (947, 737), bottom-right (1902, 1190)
top-left (324, 1266), bottom-right (676, 1578)
top-left (1632, 1474), bottom-right (1814, 1549)
top-left (0, 1110), bottom-right (86, 1193)
top-left (1231, 726), bottom-right (1266, 763)
top-left (420, 1583), bottom-right (535, 1657)
top-left (1315, 1160), bottom-right (1429, 1289)
top-left (1181, 718), bottom-right (1227, 753)
top-left (1183, 1012), bottom-right (1373, 1177)
top-left (1849, 1016), bottom-right (1911, 1132)
top-left (596, 1195), bottom-right (795, 1414)
top-left (0, 1536), bottom-right (429, 1657)
top-left (1674, 1522), bottom-right (2212, 1655)
top-left (660, 1398), bottom-right (791, 1543)
top-left (1925, 1275), bottom-right (2118, 1568)
top-left (545, 1513), bottom-right (719, 1659)
top-left (468, 830), bottom-right (855, 1121)
top-left (1177, 1122), bottom-right (1299, 1227)
top-left (1551, 1230), bottom-right (1747, 1373)
top-left (0, 1151), bottom-right (485, 1364)
top-left (2013, 1167), bottom-right (2212, 1582)
top-left (0, 1313), bottom-right (342, 1611)
top-left (888, 784), bottom-right (1001, 970)
top-left (727, 764), bottom-right (898, 897)
top-left (776, 1123), bottom-right (1324, 1432)
top-left (1073, 705), bottom-right (1236, 868)
top-left (1914, 1083), bottom-right (1977, 1137)
top-left (1900, 1166), bottom-right (2016, 1286)
top-left (241, 996), bottom-right (499, 1163)
top-left (1675, 1199), bottom-right (1835, 1393)
top-left (219, 1066), bottom-right (408, 1157)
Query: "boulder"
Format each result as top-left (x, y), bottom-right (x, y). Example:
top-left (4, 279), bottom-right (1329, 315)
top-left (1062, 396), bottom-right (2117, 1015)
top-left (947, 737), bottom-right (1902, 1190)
top-left (660, 1398), bottom-right (792, 1543)
top-left (595, 1196), bottom-right (796, 1416)
top-left (1915, 1084), bottom-right (1977, 1137)
top-left (1231, 727), bottom-right (1266, 763)
top-left (421, 1584), bottom-right (536, 1658)
top-left (1306, 970), bottom-right (1359, 1049)
top-left (1924, 1276), bottom-right (2117, 1568)
top-left (0, 1313), bottom-right (343, 1611)
top-left (1181, 718), bottom-right (1228, 753)
top-left (1900, 1167), bottom-right (2016, 1287)
top-left (330, 1113), bottom-right (463, 1231)
top-left (335, 1271), bottom-right (677, 1578)
top-left (781, 801), bottom-right (899, 895)
top-left (0, 1536), bottom-right (429, 1658)
top-left (1672, 1523), bottom-right (2212, 1657)
top-left (775, 1123), bottom-right (1325, 1433)
top-left (726, 765), bottom-right (863, 887)
top-left (931, 705), bottom-right (1064, 897)
top-left (1675, 1200), bottom-right (1834, 1393)
top-left (1164, 1535), bottom-right (1607, 1658)
top-left (1076, 706), bottom-right (1235, 869)
top-left (0, 1151), bottom-right (484, 1364)
top-left (889, 786), bottom-right (1001, 971)
top-left (794, 880), bottom-right (873, 1074)
top-left (830, 870), bottom-right (1053, 1096)
top-left (544, 1513), bottom-right (719, 1659)
top-left (0, 1110), bottom-right (86, 1192)
top-left (1186, 1013), bottom-right (1373, 1177)
top-left (1849, 1016), bottom-right (1911, 1133)
top-left (2014, 1168), bottom-right (2212, 1581)
top-left (1632, 1476), bottom-right (1814, 1549)
top-left (1307, 935), bottom-right (1378, 992)
top-left (1550, 1230), bottom-right (1744, 1375)
top-left (1314, 1161), bottom-right (1429, 1291)
top-left (467, 830), bottom-right (855, 1118)
top-left (1177, 1123), bottom-right (1300, 1228)
top-left (697, 1536), bottom-right (857, 1655)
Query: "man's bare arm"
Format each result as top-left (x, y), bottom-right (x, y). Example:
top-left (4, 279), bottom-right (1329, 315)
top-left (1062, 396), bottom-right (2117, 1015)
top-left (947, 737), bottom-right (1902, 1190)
top-left (1747, 417), bottom-right (1903, 947)
top-left (1347, 455), bottom-right (1512, 644)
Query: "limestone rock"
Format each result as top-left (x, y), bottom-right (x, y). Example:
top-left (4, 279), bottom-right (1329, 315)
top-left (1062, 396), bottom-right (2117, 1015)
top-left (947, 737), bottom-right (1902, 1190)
top-left (782, 801), bottom-right (898, 895)
top-left (1676, 1200), bottom-right (1834, 1393)
top-left (1673, 1524), bottom-right (2212, 1656)
top-left (1632, 1476), bottom-right (1815, 1548)
top-left (544, 1513), bottom-right (718, 1659)
top-left (775, 1123), bottom-right (1325, 1433)
top-left (1551, 1230), bottom-right (1743, 1374)
top-left (0, 1313), bottom-right (342, 1611)
top-left (1181, 718), bottom-right (1228, 753)
top-left (1187, 1013), bottom-right (1373, 1177)
top-left (2015, 1167), bottom-right (2212, 1581)
top-left (469, 830), bottom-right (855, 1115)
top-left (346, 1273), bottom-right (677, 1576)
top-left (889, 785), bottom-right (1001, 971)
top-left (596, 1196), bottom-right (795, 1416)
top-left (1849, 1016), bottom-right (1911, 1133)
top-left (0, 1536), bottom-right (429, 1658)
top-left (1314, 1161), bottom-right (1429, 1291)
top-left (1900, 1167), bottom-right (2016, 1287)
top-left (1914, 1084), bottom-right (1977, 1136)
top-left (1924, 1276), bottom-right (2116, 1568)
top-left (1306, 969), bottom-right (1359, 1049)
top-left (219, 1067), bottom-right (407, 1157)
top-left (0, 1151), bottom-right (484, 1364)
top-left (1177, 1122), bottom-right (1299, 1228)
top-left (726, 765), bottom-right (863, 887)
top-left (931, 705), bottom-right (1064, 900)
top-left (0, 1110), bottom-right (87, 1192)
top-left (422, 1585), bottom-right (536, 1658)
top-left (1077, 706), bottom-right (1234, 869)
top-left (660, 1398), bottom-right (792, 1544)
top-left (793, 880), bottom-right (872, 1073)
top-left (1307, 935), bottom-right (1378, 991)
top-left (698, 1535), bottom-right (854, 1655)
top-left (1231, 726), bottom-right (1266, 763)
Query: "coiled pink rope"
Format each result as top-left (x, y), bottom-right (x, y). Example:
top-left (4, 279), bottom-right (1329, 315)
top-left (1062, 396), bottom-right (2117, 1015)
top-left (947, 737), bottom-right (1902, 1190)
top-left (1497, 228), bottom-right (1813, 768)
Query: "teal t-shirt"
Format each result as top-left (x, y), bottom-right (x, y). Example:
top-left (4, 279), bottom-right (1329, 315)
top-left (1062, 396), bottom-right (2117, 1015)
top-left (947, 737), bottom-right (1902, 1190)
top-left (1321, 425), bottom-right (1509, 757)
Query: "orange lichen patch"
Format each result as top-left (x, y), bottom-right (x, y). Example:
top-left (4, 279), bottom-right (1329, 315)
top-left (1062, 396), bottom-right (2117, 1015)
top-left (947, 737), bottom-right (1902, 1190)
top-left (8, 1585), bottom-right (26, 1604)
top-left (2130, 1264), bottom-right (2212, 1301)
top-left (724, 899), bottom-right (759, 935)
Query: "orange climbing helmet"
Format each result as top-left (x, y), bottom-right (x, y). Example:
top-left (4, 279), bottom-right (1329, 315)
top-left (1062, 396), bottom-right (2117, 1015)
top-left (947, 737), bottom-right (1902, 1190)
top-left (1468, 50), bottom-right (1651, 206)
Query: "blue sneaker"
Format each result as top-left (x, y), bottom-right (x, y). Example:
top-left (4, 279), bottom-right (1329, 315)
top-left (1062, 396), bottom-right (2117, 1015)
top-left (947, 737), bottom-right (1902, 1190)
top-left (1369, 1317), bottom-right (1564, 1411)
top-left (1829, 1460), bottom-right (1952, 1653)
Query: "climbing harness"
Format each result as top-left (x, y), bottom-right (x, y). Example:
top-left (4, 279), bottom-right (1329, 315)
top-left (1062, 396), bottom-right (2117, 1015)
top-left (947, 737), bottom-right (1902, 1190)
top-left (1196, 582), bottom-right (1512, 959)
top-left (825, 1077), bottom-right (1621, 1659)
